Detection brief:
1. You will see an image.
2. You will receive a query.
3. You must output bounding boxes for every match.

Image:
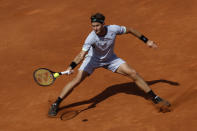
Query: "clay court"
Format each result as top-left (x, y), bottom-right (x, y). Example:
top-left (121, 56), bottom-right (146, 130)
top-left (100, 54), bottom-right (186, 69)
top-left (0, 0), bottom-right (197, 130)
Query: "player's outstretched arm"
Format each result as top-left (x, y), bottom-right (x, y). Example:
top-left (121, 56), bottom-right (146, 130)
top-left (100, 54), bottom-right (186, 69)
top-left (125, 27), bottom-right (158, 48)
top-left (73, 50), bottom-right (87, 65)
top-left (65, 50), bottom-right (87, 73)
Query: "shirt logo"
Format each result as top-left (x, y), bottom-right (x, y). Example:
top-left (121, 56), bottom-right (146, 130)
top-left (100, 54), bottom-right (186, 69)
top-left (101, 42), bottom-right (107, 49)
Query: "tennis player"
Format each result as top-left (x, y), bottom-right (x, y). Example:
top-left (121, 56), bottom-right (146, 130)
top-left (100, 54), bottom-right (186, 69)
top-left (48, 13), bottom-right (171, 117)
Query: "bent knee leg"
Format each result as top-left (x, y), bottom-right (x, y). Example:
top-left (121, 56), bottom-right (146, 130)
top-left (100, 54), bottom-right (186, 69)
top-left (116, 63), bottom-right (138, 79)
top-left (127, 69), bottom-right (138, 80)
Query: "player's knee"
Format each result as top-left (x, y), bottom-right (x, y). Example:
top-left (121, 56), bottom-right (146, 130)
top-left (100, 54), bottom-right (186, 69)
top-left (127, 69), bottom-right (137, 80)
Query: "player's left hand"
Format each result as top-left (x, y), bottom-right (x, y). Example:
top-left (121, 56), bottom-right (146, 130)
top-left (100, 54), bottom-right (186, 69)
top-left (147, 40), bottom-right (158, 48)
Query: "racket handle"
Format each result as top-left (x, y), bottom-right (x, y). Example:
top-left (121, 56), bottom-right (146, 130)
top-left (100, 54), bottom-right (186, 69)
top-left (60, 70), bottom-right (73, 75)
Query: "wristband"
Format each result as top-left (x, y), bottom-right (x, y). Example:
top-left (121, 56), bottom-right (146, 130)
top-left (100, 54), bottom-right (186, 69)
top-left (70, 62), bottom-right (77, 69)
top-left (140, 35), bottom-right (149, 43)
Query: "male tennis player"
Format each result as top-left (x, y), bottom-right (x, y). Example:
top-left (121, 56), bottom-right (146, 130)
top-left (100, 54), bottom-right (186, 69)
top-left (48, 13), bottom-right (171, 117)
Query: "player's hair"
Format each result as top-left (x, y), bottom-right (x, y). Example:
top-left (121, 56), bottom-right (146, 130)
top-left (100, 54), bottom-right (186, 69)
top-left (90, 13), bottom-right (105, 24)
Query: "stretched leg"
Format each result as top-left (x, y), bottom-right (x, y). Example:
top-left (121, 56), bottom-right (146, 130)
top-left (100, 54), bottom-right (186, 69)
top-left (48, 70), bottom-right (89, 117)
top-left (59, 70), bottom-right (89, 99)
top-left (116, 63), bottom-right (171, 112)
top-left (116, 63), bottom-right (151, 93)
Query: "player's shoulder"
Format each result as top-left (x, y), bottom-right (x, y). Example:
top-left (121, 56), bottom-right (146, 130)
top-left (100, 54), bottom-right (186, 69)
top-left (85, 30), bottom-right (97, 42)
top-left (87, 30), bottom-right (96, 38)
top-left (107, 25), bottom-right (123, 31)
top-left (107, 24), bottom-right (119, 28)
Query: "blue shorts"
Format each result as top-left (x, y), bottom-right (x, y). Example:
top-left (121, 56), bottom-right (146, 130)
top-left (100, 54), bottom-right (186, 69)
top-left (78, 56), bottom-right (125, 75)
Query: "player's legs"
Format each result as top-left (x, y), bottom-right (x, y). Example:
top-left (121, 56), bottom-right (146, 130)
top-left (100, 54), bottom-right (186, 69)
top-left (115, 63), bottom-right (151, 93)
top-left (115, 63), bottom-right (171, 112)
top-left (48, 56), bottom-right (97, 117)
top-left (48, 70), bottom-right (89, 117)
top-left (104, 57), bottom-right (151, 93)
top-left (105, 57), bottom-right (171, 112)
top-left (59, 70), bottom-right (89, 99)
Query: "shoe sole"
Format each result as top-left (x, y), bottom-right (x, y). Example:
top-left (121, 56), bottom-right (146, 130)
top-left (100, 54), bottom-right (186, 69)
top-left (48, 114), bottom-right (58, 118)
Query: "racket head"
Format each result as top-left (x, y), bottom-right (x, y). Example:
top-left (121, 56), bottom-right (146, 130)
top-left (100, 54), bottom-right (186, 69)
top-left (33, 68), bottom-right (55, 86)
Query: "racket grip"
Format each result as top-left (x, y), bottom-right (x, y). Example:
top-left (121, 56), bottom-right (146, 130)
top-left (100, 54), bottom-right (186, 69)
top-left (60, 70), bottom-right (73, 75)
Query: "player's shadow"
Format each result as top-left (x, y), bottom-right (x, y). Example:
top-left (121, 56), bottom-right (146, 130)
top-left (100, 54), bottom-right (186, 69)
top-left (59, 79), bottom-right (179, 117)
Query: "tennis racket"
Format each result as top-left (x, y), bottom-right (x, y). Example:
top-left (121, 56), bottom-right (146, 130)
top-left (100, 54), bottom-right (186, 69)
top-left (33, 68), bottom-right (72, 86)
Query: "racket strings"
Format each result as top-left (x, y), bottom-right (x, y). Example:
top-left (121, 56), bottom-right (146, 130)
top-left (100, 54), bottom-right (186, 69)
top-left (34, 69), bottom-right (54, 86)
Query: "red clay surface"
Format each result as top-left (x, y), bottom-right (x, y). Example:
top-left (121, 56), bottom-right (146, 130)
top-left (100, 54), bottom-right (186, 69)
top-left (0, 0), bottom-right (197, 130)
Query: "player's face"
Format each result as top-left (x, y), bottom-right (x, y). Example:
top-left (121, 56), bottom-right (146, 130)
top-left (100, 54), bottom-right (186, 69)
top-left (91, 22), bottom-right (104, 35)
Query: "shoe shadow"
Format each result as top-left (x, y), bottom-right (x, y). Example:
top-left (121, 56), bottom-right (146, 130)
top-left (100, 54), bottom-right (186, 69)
top-left (59, 79), bottom-right (179, 119)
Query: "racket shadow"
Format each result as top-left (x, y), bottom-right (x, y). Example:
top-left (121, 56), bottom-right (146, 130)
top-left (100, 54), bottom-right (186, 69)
top-left (59, 79), bottom-right (179, 118)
